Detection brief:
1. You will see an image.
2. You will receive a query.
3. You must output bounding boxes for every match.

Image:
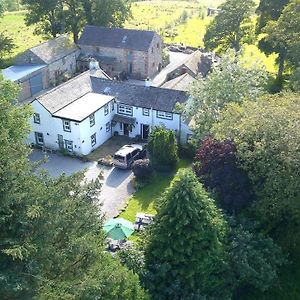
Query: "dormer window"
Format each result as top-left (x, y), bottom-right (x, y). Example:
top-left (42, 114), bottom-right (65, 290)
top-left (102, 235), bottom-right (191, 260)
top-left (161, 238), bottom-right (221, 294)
top-left (122, 35), bottom-right (127, 44)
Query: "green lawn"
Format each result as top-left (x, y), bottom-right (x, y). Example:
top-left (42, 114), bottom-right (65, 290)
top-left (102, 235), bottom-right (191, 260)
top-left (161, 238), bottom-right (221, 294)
top-left (120, 159), bottom-right (191, 222)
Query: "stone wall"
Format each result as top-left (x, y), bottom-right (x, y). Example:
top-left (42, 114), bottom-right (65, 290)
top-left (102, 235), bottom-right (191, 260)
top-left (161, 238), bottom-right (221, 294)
top-left (147, 33), bottom-right (163, 78)
top-left (78, 38), bottom-right (162, 80)
top-left (48, 51), bottom-right (79, 86)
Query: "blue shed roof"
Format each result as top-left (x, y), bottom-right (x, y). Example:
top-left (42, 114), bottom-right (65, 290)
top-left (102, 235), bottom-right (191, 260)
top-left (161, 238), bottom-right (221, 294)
top-left (2, 64), bottom-right (46, 82)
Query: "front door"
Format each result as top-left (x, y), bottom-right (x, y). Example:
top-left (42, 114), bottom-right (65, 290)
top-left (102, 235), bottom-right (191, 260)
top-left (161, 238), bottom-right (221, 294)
top-left (58, 134), bottom-right (64, 149)
top-left (128, 63), bottom-right (133, 74)
top-left (124, 123), bottom-right (129, 136)
top-left (141, 124), bottom-right (150, 140)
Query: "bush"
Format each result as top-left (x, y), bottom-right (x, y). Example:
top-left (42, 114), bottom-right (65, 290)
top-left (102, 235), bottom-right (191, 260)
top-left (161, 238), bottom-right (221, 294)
top-left (132, 159), bottom-right (153, 180)
top-left (147, 127), bottom-right (178, 171)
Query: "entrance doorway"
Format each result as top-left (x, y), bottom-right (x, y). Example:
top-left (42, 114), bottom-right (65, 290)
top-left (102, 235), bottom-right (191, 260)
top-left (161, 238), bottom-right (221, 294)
top-left (141, 124), bottom-right (150, 140)
top-left (58, 134), bottom-right (64, 149)
top-left (128, 63), bottom-right (133, 74)
top-left (124, 123), bottom-right (130, 136)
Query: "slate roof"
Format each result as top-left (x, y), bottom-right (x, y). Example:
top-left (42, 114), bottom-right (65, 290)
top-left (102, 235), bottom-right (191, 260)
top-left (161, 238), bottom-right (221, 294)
top-left (161, 73), bottom-right (195, 91)
top-left (29, 35), bottom-right (78, 64)
top-left (36, 70), bottom-right (110, 114)
top-left (91, 78), bottom-right (188, 112)
top-left (36, 71), bottom-right (188, 116)
top-left (77, 26), bottom-right (156, 52)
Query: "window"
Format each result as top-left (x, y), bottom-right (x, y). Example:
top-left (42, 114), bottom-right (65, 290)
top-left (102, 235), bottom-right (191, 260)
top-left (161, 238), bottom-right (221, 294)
top-left (89, 113), bottom-right (95, 127)
top-left (62, 57), bottom-right (66, 65)
top-left (64, 140), bottom-right (73, 152)
top-left (142, 108), bottom-right (150, 116)
top-left (104, 104), bottom-right (109, 116)
top-left (33, 113), bottom-right (40, 124)
top-left (96, 47), bottom-right (100, 53)
top-left (157, 43), bottom-right (160, 49)
top-left (157, 110), bottom-right (173, 120)
top-left (152, 62), bottom-right (155, 67)
top-left (106, 122), bottom-right (110, 132)
top-left (91, 133), bottom-right (96, 146)
top-left (118, 104), bottom-right (133, 116)
top-left (63, 119), bottom-right (71, 132)
top-left (151, 47), bottom-right (154, 53)
top-left (111, 101), bottom-right (114, 111)
top-left (35, 132), bottom-right (44, 145)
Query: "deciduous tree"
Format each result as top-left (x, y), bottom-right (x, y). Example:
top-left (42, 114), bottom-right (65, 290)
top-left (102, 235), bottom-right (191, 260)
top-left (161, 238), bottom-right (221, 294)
top-left (258, 0), bottom-right (300, 86)
top-left (213, 92), bottom-right (300, 254)
top-left (204, 0), bottom-right (256, 52)
top-left (188, 53), bottom-right (267, 145)
top-left (0, 75), bottom-right (147, 299)
top-left (194, 137), bottom-right (254, 214)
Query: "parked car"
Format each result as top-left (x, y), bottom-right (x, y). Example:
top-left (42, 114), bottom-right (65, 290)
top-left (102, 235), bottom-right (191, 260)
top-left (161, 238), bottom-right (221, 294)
top-left (113, 144), bottom-right (146, 169)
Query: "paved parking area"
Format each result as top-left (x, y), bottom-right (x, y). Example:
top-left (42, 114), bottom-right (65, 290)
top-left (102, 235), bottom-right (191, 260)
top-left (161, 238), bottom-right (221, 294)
top-left (29, 150), bottom-right (134, 219)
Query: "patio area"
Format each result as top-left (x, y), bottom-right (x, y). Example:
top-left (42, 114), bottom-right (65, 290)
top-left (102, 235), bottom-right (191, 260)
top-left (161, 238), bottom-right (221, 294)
top-left (87, 135), bottom-right (134, 161)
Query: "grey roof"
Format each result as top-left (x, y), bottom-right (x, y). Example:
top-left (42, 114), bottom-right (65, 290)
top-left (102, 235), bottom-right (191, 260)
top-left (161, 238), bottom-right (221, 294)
top-left (161, 73), bottom-right (195, 91)
top-left (29, 35), bottom-right (78, 64)
top-left (36, 70), bottom-right (110, 113)
top-left (91, 78), bottom-right (188, 112)
top-left (77, 26), bottom-right (156, 52)
top-left (36, 71), bottom-right (188, 116)
top-left (2, 64), bottom-right (46, 82)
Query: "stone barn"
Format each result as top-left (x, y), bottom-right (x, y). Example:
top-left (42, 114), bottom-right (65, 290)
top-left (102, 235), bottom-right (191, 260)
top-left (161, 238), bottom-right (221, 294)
top-left (77, 26), bottom-right (163, 80)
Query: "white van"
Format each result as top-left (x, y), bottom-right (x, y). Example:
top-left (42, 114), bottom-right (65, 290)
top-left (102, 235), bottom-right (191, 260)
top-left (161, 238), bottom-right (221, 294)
top-left (113, 144), bottom-right (144, 169)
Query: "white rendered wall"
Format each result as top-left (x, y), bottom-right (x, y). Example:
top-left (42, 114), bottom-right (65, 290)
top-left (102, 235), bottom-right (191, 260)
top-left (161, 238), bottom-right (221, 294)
top-left (79, 100), bottom-right (114, 155)
top-left (28, 101), bottom-right (81, 153)
top-left (112, 104), bottom-right (181, 138)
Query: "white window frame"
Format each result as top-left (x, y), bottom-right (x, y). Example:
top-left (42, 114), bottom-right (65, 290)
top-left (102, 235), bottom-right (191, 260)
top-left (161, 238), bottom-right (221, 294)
top-left (64, 140), bottom-right (73, 152)
top-left (106, 121), bottom-right (110, 132)
top-left (33, 113), bottom-right (41, 124)
top-left (91, 133), bottom-right (96, 147)
top-left (117, 104), bottom-right (133, 116)
top-left (35, 132), bottom-right (44, 145)
top-left (157, 111), bottom-right (173, 120)
top-left (111, 101), bottom-right (114, 111)
top-left (104, 104), bottom-right (109, 116)
top-left (142, 108), bottom-right (150, 116)
top-left (89, 113), bottom-right (95, 127)
top-left (63, 119), bottom-right (71, 132)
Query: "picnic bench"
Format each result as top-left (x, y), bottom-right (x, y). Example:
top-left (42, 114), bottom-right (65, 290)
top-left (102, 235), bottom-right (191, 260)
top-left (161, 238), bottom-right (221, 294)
top-left (135, 213), bottom-right (154, 230)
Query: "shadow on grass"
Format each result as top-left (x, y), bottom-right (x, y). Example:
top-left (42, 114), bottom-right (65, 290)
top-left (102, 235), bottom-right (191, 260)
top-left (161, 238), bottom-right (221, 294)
top-left (120, 158), bottom-right (192, 222)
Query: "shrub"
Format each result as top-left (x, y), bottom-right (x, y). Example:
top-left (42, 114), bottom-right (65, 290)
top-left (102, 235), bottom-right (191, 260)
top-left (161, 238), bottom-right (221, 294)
top-left (147, 127), bottom-right (178, 171)
top-left (132, 159), bottom-right (153, 180)
top-left (193, 136), bottom-right (254, 214)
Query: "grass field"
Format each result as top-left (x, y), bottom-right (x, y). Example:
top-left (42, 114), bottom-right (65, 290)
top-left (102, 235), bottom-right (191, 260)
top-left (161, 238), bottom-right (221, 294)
top-left (0, 12), bottom-right (44, 67)
top-left (0, 0), bottom-right (276, 74)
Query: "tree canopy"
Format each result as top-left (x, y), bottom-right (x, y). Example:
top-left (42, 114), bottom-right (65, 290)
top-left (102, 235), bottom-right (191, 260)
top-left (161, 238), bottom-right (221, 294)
top-left (213, 92), bottom-right (300, 254)
top-left (188, 53), bottom-right (267, 145)
top-left (260, 0), bottom-right (300, 83)
top-left (145, 169), bottom-right (232, 299)
top-left (256, 0), bottom-right (290, 32)
top-left (22, 0), bottom-right (132, 41)
top-left (204, 0), bottom-right (256, 52)
top-left (147, 126), bottom-right (178, 170)
top-left (194, 137), bottom-right (255, 214)
top-left (0, 75), bottom-right (147, 299)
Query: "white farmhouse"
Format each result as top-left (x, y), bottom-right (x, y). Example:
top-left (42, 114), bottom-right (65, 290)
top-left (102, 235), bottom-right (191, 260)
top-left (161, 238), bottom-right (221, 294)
top-left (29, 70), bottom-right (191, 156)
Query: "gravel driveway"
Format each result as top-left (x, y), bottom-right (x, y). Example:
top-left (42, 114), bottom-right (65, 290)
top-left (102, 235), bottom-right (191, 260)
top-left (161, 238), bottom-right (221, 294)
top-left (29, 150), bottom-right (134, 219)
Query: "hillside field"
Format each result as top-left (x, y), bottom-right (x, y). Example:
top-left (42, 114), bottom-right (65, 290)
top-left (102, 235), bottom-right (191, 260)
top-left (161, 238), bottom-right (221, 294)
top-left (0, 0), bottom-right (276, 73)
